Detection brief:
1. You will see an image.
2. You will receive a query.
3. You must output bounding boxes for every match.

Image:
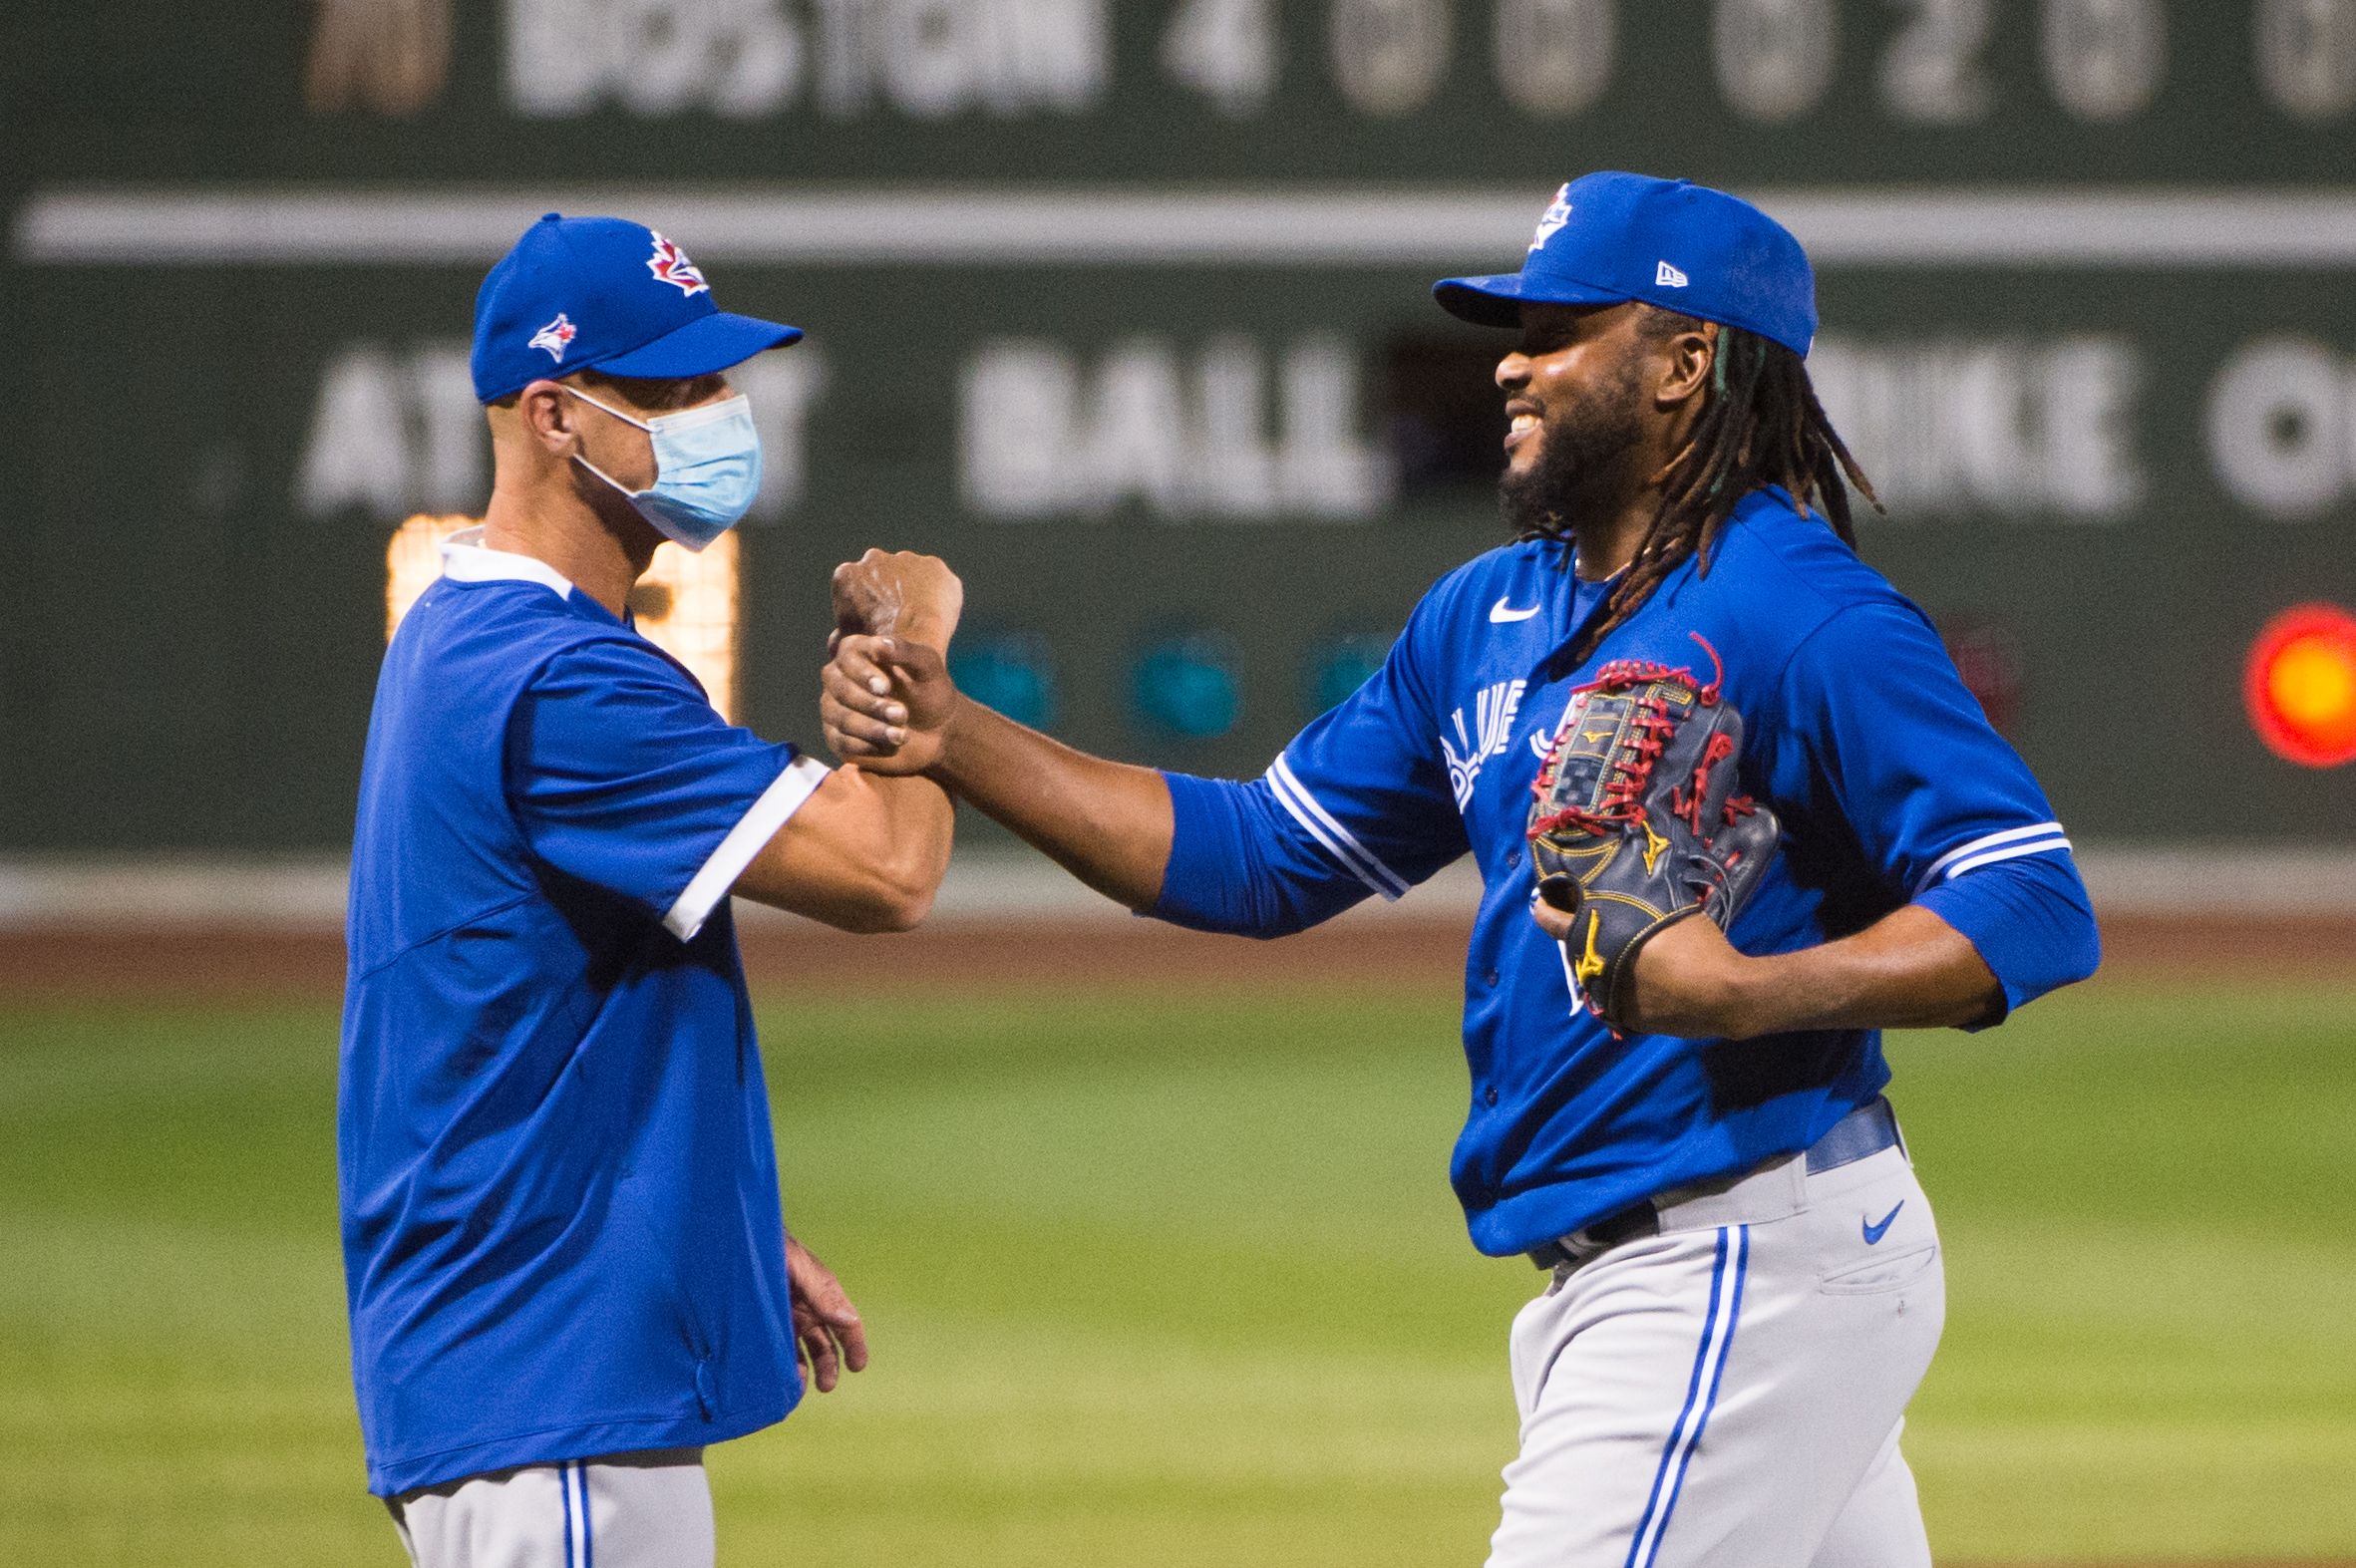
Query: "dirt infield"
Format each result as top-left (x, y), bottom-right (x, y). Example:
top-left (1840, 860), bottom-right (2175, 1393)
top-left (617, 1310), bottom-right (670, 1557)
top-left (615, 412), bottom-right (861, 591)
top-left (1, 911), bottom-right (2349, 1001)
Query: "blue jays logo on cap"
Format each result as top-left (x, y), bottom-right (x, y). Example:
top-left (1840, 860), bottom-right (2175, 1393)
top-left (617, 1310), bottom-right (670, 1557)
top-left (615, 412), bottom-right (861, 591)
top-left (1436, 171), bottom-right (1818, 358)
top-left (645, 232), bottom-right (709, 296)
top-left (528, 313), bottom-right (577, 363)
top-left (1529, 184), bottom-right (1573, 252)
top-left (470, 213), bottom-right (801, 404)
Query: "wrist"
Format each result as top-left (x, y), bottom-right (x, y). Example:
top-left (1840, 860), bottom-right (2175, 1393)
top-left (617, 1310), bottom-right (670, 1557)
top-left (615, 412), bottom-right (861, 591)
top-left (1692, 950), bottom-right (1756, 1039)
top-left (1719, 949), bottom-right (1806, 1039)
top-left (923, 690), bottom-right (974, 784)
top-left (896, 614), bottom-right (953, 652)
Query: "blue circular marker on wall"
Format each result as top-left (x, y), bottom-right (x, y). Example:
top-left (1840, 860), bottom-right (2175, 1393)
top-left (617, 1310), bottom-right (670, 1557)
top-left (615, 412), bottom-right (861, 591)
top-left (1131, 634), bottom-right (1241, 740)
top-left (1305, 633), bottom-right (1389, 716)
top-left (948, 633), bottom-right (1058, 732)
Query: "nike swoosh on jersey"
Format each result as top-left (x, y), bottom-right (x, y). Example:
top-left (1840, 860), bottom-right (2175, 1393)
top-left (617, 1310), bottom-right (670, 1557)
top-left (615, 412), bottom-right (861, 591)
top-left (1862, 1201), bottom-right (1905, 1245)
top-left (1490, 597), bottom-right (1541, 623)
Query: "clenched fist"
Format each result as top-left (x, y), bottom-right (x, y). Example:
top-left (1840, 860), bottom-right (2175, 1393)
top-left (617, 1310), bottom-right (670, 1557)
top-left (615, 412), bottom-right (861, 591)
top-left (821, 633), bottom-right (960, 776)
top-left (822, 551), bottom-right (966, 776)
top-left (831, 548), bottom-right (963, 650)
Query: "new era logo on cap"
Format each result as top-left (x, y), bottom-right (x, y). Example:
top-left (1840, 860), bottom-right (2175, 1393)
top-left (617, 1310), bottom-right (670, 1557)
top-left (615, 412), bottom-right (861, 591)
top-left (528, 313), bottom-right (578, 363)
top-left (1433, 172), bottom-right (1819, 358)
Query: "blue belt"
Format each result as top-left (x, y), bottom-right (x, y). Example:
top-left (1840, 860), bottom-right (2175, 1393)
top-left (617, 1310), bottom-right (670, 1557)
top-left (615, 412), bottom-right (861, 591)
top-left (1526, 1097), bottom-right (1902, 1270)
top-left (1803, 1095), bottom-right (1901, 1175)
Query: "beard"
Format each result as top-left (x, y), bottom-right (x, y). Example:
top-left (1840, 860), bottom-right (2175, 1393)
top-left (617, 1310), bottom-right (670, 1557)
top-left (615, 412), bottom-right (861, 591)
top-left (1498, 362), bottom-right (1647, 541)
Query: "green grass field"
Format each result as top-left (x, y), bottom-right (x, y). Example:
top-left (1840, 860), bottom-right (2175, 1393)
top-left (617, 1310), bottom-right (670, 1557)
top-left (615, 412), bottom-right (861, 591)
top-left (2, 976), bottom-right (2351, 1565)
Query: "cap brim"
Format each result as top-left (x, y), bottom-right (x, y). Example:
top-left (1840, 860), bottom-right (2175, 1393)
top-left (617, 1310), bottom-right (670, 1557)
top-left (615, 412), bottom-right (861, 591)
top-left (1433, 272), bottom-right (1629, 327)
top-left (596, 310), bottom-right (803, 380)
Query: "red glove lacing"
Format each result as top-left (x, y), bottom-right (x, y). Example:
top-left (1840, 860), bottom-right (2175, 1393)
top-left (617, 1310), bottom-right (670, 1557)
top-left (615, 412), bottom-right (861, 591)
top-left (1528, 634), bottom-right (1731, 840)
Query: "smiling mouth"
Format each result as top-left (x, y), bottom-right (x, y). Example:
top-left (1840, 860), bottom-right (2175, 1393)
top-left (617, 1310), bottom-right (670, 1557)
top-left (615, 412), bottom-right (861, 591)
top-left (1505, 406), bottom-right (1541, 453)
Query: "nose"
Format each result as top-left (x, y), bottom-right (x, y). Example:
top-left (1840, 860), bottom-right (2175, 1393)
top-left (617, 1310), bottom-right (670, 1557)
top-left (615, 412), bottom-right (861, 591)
top-left (1496, 352), bottom-right (1529, 393)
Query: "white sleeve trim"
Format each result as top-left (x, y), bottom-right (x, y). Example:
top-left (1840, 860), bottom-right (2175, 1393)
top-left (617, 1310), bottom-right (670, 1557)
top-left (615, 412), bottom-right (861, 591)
top-left (1265, 755), bottom-right (1412, 901)
top-left (663, 755), bottom-right (832, 941)
top-left (1915, 821), bottom-right (2072, 893)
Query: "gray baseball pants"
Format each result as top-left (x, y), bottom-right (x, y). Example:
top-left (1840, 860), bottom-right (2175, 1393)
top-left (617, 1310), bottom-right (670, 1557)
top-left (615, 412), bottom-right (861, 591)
top-left (1487, 1141), bottom-right (1945, 1568)
top-left (388, 1446), bottom-right (713, 1568)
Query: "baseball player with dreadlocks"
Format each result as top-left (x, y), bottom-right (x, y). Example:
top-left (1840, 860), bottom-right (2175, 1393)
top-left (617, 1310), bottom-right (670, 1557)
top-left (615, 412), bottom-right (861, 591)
top-left (818, 173), bottom-right (2101, 1567)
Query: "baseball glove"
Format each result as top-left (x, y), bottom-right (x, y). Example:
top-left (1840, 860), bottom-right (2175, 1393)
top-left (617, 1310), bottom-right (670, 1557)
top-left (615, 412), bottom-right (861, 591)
top-left (1526, 634), bottom-right (1780, 1029)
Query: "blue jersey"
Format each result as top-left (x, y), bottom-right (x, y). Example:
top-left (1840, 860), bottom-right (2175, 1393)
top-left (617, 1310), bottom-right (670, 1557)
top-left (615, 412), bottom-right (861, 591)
top-left (340, 531), bottom-right (830, 1496)
top-left (1158, 487), bottom-right (2098, 1257)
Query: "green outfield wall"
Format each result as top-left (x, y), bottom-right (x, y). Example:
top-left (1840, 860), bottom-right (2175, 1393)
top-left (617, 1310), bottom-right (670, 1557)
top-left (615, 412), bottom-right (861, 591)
top-left (6, 0), bottom-right (2354, 851)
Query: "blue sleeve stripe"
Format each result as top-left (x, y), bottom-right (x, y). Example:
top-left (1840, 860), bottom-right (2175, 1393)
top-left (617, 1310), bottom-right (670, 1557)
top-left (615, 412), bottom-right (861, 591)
top-left (1623, 1225), bottom-right (1747, 1568)
top-left (560, 1462), bottom-right (576, 1567)
top-left (1914, 821), bottom-right (2070, 893)
top-left (1266, 755), bottom-right (1411, 901)
top-left (578, 1459), bottom-right (594, 1567)
top-left (1644, 1224), bottom-right (1749, 1568)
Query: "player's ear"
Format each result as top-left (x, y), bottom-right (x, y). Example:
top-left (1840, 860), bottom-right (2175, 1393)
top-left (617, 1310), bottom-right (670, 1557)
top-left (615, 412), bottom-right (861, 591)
top-left (516, 380), bottom-right (581, 455)
top-left (1654, 323), bottom-right (1716, 412)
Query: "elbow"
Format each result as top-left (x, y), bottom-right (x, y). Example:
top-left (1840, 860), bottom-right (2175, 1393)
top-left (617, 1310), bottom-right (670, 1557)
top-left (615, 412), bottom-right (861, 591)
top-left (2047, 869), bottom-right (2104, 990)
top-left (827, 885), bottom-right (931, 935)
top-left (1994, 910), bottom-right (2100, 1021)
top-left (863, 882), bottom-right (936, 934)
top-left (1147, 898), bottom-right (1310, 940)
top-left (851, 841), bottom-right (948, 934)
top-left (2064, 907), bottom-right (2104, 988)
top-left (1922, 855), bottom-right (2104, 1016)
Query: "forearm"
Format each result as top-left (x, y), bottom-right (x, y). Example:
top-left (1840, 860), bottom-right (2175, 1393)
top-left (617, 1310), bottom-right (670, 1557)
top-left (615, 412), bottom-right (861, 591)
top-left (1729, 904), bottom-right (2001, 1037)
top-left (930, 697), bottom-right (1173, 910)
top-left (734, 765), bottom-right (953, 933)
top-left (868, 771), bottom-right (955, 896)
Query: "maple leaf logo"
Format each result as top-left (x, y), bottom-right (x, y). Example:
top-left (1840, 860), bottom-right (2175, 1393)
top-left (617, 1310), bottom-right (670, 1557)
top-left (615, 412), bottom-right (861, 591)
top-left (646, 232), bottom-right (709, 296)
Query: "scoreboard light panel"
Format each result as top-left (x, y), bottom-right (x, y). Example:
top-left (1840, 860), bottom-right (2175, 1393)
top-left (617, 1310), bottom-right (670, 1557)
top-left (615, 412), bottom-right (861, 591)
top-left (386, 515), bottom-right (741, 723)
top-left (2244, 603), bottom-right (2356, 770)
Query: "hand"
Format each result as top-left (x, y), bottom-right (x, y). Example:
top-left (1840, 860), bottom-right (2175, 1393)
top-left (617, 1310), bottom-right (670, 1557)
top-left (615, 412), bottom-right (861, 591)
top-left (1528, 875), bottom-right (1583, 938)
top-left (821, 633), bottom-right (960, 776)
top-left (786, 1235), bottom-right (868, 1394)
top-left (831, 549), bottom-right (964, 650)
top-left (1530, 899), bottom-right (1757, 1038)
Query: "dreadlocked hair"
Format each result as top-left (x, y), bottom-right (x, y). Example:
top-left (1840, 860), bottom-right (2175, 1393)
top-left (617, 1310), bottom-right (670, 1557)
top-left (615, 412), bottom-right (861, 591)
top-left (1555, 312), bottom-right (1882, 668)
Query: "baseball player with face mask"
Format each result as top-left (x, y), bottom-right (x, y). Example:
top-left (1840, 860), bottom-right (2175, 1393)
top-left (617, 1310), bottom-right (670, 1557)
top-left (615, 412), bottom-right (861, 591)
top-left (817, 174), bottom-right (2101, 1566)
top-left (341, 214), bottom-right (961, 1567)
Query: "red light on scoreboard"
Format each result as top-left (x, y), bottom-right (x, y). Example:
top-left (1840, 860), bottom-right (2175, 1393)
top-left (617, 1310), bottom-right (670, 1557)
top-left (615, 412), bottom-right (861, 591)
top-left (2243, 603), bottom-right (2356, 769)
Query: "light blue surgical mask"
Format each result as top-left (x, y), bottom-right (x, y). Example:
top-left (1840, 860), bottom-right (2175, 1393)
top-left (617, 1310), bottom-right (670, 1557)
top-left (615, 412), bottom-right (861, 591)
top-left (565, 387), bottom-right (763, 551)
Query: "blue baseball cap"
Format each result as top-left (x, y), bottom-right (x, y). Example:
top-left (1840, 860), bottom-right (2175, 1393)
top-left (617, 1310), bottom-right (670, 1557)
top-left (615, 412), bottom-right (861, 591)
top-left (470, 213), bottom-right (803, 404)
top-left (1434, 172), bottom-right (1817, 357)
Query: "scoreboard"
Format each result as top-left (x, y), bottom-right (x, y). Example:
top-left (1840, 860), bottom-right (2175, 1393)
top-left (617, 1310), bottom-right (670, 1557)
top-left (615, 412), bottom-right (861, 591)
top-left (5, 0), bottom-right (2354, 853)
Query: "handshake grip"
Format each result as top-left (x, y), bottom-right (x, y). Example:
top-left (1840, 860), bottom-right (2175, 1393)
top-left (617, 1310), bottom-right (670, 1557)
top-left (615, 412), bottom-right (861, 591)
top-left (830, 548), bottom-right (964, 651)
top-left (822, 550), bottom-right (966, 774)
top-left (1526, 639), bottom-right (1780, 1028)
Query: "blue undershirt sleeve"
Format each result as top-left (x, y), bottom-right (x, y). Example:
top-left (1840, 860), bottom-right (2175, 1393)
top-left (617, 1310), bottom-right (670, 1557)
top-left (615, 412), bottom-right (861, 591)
top-left (1779, 600), bottom-right (2101, 1022)
top-left (1153, 772), bottom-right (1379, 939)
top-left (1915, 848), bottom-right (2101, 1024)
top-left (1150, 605), bottom-right (1469, 938)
